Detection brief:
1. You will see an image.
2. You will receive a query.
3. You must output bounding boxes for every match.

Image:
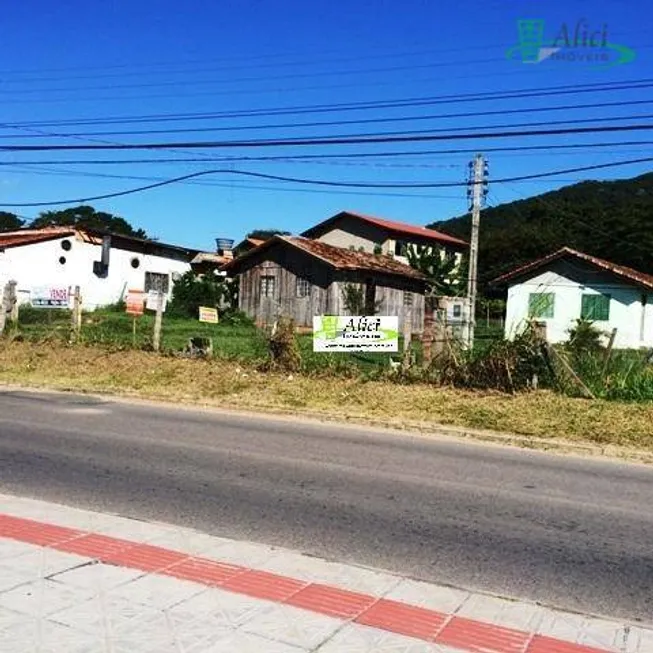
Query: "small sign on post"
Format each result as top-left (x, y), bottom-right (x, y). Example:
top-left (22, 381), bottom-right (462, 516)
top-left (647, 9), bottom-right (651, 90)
top-left (198, 306), bottom-right (218, 324)
top-left (125, 289), bottom-right (146, 317)
top-left (146, 290), bottom-right (167, 313)
top-left (31, 287), bottom-right (69, 308)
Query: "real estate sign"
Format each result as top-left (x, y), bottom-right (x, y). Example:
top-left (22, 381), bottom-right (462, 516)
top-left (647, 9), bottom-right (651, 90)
top-left (145, 290), bottom-right (167, 313)
top-left (125, 289), bottom-right (146, 316)
top-left (198, 306), bottom-right (219, 324)
top-left (313, 315), bottom-right (398, 352)
top-left (30, 287), bottom-right (70, 308)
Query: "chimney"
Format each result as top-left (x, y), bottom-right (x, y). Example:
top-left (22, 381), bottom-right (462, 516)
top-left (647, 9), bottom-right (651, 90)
top-left (215, 238), bottom-right (234, 260)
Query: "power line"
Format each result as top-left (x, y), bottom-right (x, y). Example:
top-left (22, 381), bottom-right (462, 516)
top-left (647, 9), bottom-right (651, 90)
top-left (1, 59), bottom-right (510, 97)
top-left (5, 141), bottom-right (653, 167)
top-left (1, 165), bottom-right (462, 200)
top-left (5, 79), bottom-right (653, 128)
top-left (3, 99), bottom-right (652, 140)
top-left (1, 157), bottom-right (651, 207)
top-left (3, 124), bottom-right (653, 152)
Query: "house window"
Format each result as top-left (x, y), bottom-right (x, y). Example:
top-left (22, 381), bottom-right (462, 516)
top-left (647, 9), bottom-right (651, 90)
top-left (296, 277), bottom-right (310, 298)
top-left (528, 292), bottom-right (555, 318)
top-left (144, 272), bottom-right (169, 294)
top-left (453, 304), bottom-right (462, 318)
top-left (395, 240), bottom-right (408, 257)
top-left (260, 275), bottom-right (276, 298)
top-left (581, 293), bottom-right (610, 321)
top-left (403, 291), bottom-right (413, 307)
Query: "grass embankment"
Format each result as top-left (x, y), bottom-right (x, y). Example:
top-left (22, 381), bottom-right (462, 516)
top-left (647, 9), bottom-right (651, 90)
top-left (1, 340), bottom-right (652, 458)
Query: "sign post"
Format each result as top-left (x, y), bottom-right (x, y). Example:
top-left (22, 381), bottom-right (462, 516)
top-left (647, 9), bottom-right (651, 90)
top-left (152, 291), bottom-right (164, 352)
top-left (125, 290), bottom-right (146, 347)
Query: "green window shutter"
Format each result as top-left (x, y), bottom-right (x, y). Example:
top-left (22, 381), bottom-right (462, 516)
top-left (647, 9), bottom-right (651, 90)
top-left (528, 293), bottom-right (554, 318)
top-left (581, 294), bottom-right (610, 321)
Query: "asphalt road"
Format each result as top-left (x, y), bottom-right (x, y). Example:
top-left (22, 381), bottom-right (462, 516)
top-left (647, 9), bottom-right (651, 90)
top-left (1, 389), bottom-right (652, 623)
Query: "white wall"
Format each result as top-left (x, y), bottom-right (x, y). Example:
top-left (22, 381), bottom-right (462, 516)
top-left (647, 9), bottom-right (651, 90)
top-left (0, 235), bottom-right (191, 310)
top-left (316, 228), bottom-right (390, 254)
top-left (505, 267), bottom-right (653, 349)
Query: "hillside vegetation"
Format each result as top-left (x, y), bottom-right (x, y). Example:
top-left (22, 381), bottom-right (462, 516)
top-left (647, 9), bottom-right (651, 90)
top-left (432, 172), bottom-right (653, 291)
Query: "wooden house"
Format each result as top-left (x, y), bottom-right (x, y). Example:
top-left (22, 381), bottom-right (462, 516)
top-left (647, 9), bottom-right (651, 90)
top-left (222, 235), bottom-right (428, 332)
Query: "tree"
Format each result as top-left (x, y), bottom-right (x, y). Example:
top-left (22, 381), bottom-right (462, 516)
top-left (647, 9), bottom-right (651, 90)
top-left (168, 271), bottom-right (237, 319)
top-left (406, 245), bottom-right (466, 297)
top-left (30, 205), bottom-right (147, 238)
top-left (246, 228), bottom-right (290, 240)
top-left (0, 212), bottom-right (24, 232)
top-left (430, 172), bottom-right (653, 290)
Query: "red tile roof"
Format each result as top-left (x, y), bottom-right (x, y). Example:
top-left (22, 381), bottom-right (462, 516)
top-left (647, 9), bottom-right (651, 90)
top-left (493, 247), bottom-right (653, 291)
top-left (223, 235), bottom-right (427, 281)
top-left (301, 210), bottom-right (467, 248)
top-left (0, 228), bottom-right (75, 248)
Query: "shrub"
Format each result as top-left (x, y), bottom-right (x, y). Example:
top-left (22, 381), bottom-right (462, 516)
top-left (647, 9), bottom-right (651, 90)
top-left (565, 319), bottom-right (605, 357)
top-left (264, 316), bottom-right (301, 372)
top-left (168, 271), bottom-right (236, 319)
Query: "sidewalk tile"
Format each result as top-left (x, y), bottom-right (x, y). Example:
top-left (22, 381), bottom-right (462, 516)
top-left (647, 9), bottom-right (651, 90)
top-left (242, 603), bottom-right (343, 649)
top-left (106, 573), bottom-right (206, 609)
top-left (0, 618), bottom-right (108, 653)
top-left (436, 615), bottom-right (530, 653)
top-left (536, 609), bottom-right (629, 651)
top-left (50, 595), bottom-right (162, 635)
top-left (624, 626), bottom-right (653, 653)
top-left (456, 593), bottom-right (547, 631)
top-left (0, 539), bottom-right (40, 560)
top-left (315, 622), bottom-right (454, 652)
top-left (221, 569), bottom-right (307, 601)
top-left (527, 634), bottom-right (615, 653)
top-left (259, 551), bottom-right (401, 595)
top-left (164, 556), bottom-right (243, 586)
top-left (287, 583), bottom-right (377, 619)
top-left (50, 561), bottom-right (143, 590)
top-left (167, 586), bottom-right (272, 628)
top-left (198, 539), bottom-right (280, 568)
top-left (384, 579), bottom-right (469, 614)
top-left (0, 579), bottom-right (94, 617)
top-left (201, 631), bottom-right (307, 652)
top-left (356, 598), bottom-right (447, 641)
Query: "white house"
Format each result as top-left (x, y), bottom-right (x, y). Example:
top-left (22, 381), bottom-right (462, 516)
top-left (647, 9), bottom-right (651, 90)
top-left (495, 247), bottom-right (653, 349)
top-left (300, 210), bottom-right (467, 266)
top-left (0, 227), bottom-right (214, 310)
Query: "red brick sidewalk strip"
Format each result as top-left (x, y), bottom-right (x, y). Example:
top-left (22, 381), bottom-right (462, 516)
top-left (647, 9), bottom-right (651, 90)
top-left (0, 513), bottom-right (611, 653)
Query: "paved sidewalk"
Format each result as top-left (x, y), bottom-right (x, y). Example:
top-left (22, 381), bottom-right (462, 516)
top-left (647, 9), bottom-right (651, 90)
top-left (0, 493), bottom-right (651, 653)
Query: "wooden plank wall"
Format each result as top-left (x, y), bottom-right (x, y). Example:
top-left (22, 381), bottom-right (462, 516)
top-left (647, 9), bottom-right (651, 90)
top-left (236, 256), bottom-right (426, 333)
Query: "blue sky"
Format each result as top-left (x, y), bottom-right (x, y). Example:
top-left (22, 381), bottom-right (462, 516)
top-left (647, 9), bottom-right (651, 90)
top-left (1, 0), bottom-right (651, 250)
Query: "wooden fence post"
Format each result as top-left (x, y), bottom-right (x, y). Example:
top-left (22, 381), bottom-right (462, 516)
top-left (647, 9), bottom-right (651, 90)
top-left (152, 290), bottom-right (164, 352)
top-left (0, 281), bottom-right (17, 335)
top-left (402, 308), bottom-right (413, 370)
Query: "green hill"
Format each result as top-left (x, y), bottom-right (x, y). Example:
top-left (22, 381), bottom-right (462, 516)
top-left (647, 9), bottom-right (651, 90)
top-left (431, 172), bottom-right (653, 292)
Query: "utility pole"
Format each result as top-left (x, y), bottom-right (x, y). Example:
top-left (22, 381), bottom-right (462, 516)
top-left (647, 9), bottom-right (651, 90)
top-left (465, 153), bottom-right (488, 349)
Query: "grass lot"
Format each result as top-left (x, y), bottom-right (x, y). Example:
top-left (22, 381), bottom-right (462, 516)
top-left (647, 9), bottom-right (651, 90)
top-left (14, 307), bottom-right (421, 374)
top-left (1, 340), bottom-right (652, 460)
